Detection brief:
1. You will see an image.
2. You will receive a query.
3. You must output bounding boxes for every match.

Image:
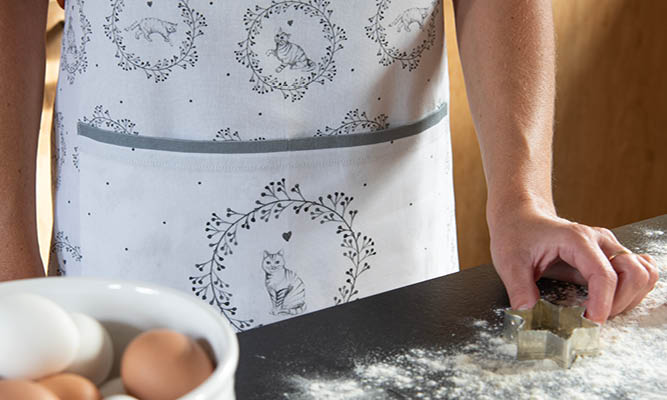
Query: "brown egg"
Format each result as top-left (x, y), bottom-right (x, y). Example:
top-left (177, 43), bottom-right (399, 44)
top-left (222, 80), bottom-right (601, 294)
top-left (121, 329), bottom-right (214, 400)
top-left (38, 373), bottom-right (101, 400)
top-left (0, 379), bottom-right (60, 400)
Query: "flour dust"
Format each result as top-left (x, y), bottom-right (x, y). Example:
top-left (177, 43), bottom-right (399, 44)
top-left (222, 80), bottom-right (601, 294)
top-left (287, 233), bottom-right (667, 400)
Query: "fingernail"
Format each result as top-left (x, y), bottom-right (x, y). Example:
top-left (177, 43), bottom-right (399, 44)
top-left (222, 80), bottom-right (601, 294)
top-left (516, 303), bottom-right (532, 310)
top-left (584, 311), bottom-right (605, 324)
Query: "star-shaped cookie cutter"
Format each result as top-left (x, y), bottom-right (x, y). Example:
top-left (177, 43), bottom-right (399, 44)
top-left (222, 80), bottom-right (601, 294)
top-left (503, 299), bottom-right (601, 368)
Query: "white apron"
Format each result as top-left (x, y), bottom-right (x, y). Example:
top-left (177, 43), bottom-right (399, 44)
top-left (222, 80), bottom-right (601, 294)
top-left (50, 0), bottom-right (458, 332)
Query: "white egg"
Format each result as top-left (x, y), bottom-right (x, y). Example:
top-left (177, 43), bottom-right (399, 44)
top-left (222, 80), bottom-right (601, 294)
top-left (0, 293), bottom-right (79, 380)
top-left (104, 396), bottom-right (139, 400)
top-left (65, 312), bottom-right (114, 384)
top-left (99, 377), bottom-right (126, 397)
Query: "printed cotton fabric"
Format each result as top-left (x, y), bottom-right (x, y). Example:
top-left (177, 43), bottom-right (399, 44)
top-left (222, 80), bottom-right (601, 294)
top-left (50, 0), bottom-right (458, 331)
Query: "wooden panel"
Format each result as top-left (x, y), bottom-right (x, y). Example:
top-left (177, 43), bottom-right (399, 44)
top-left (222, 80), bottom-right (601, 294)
top-left (444, 1), bottom-right (490, 268)
top-left (445, 0), bottom-right (667, 269)
top-left (552, 0), bottom-right (667, 227)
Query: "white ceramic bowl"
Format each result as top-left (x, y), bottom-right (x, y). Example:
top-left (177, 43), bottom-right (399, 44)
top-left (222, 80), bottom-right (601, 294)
top-left (0, 277), bottom-right (238, 400)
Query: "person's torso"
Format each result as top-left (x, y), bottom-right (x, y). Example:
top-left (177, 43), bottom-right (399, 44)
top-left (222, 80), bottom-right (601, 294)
top-left (49, 0), bottom-right (457, 332)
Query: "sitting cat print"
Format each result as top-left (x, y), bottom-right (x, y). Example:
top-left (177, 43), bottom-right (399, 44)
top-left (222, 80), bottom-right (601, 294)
top-left (266, 28), bottom-right (317, 73)
top-left (261, 250), bottom-right (306, 316)
top-left (64, 15), bottom-right (78, 59)
top-left (125, 17), bottom-right (177, 46)
top-left (388, 7), bottom-right (431, 33)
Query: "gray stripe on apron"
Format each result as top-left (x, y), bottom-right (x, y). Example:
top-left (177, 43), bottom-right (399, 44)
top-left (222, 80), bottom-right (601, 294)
top-left (76, 105), bottom-right (447, 154)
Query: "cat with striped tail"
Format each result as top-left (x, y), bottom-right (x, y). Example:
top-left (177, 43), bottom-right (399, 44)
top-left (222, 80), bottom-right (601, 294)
top-left (261, 249), bottom-right (307, 316)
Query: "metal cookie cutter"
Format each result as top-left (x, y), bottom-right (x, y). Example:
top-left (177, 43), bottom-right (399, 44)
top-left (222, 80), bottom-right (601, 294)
top-left (503, 299), bottom-right (601, 368)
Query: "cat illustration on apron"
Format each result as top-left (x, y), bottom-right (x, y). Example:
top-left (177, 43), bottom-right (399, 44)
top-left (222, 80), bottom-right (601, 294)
top-left (50, 0), bottom-right (458, 332)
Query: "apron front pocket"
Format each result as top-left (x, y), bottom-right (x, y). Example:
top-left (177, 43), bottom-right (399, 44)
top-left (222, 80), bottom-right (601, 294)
top-left (76, 106), bottom-right (458, 331)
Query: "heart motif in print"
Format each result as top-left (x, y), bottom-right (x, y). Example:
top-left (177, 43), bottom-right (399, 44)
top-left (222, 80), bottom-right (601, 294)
top-left (104, 0), bottom-right (207, 82)
top-left (189, 179), bottom-right (378, 332)
top-left (235, 0), bottom-right (347, 102)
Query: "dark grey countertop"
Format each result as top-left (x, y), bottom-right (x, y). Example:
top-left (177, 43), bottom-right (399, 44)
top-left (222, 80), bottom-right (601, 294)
top-left (234, 214), bottom-right (667, 399)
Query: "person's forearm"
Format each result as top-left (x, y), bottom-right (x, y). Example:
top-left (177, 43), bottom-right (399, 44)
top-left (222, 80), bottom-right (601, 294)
top-left (453, 0), bottom-right (556, 226)
top-left (0, 1), bottom-right (50, 280)
top-left (453, 1), bottom-right (659, 322)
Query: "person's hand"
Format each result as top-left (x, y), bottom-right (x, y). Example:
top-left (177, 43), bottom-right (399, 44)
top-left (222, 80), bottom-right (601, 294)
top-left (488, 204), bottom-right (659, 323)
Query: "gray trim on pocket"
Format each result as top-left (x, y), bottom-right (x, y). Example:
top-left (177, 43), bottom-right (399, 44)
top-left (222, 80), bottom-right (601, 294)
top-left (77, 105), bottom-right (447, 154)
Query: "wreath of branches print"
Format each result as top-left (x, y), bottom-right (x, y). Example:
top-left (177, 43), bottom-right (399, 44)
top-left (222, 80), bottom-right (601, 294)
top-left (189, 179), bottom-right (376, 332)
top-left (51, 231), bottom-right (83, 276)
top-left (103, 0), bottom-right (206, 82)
top-left (72, 147), bottom-right (80, 172)
top-left (213, 128), bottom-right (267, 142)
top-left (81, 105), bottom-right (139, 135)
top-left (60, 0), bottom-right (92, 84)
top-left (316, 109), bottom-right (389, 136)
top-left (53, 113), bottom-right (67, 189)
top-left (365, 0), bottom-right (440, 71)
top-left (235, 0), bottom-right (347, 102)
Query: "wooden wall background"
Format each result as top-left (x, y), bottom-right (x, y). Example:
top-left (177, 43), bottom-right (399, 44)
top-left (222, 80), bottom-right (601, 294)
top-left (37, 1), bottom-right (667, 269)
top-left (444, 0), bottom-right (667, 268)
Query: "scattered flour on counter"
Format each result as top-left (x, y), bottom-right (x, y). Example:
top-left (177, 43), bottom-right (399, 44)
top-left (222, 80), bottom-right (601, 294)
top-left (471, 319), bottom-right (489, 328)
top-left (631, 228), bottom-right (667, 257)
top-left (287, 377), bottom-right (371, 400)
top-left (289, 249), bottom-right (667, 400)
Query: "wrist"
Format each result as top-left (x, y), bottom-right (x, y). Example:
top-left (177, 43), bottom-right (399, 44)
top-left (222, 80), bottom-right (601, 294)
top-left (486, 191), bottom-right (557, 231)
